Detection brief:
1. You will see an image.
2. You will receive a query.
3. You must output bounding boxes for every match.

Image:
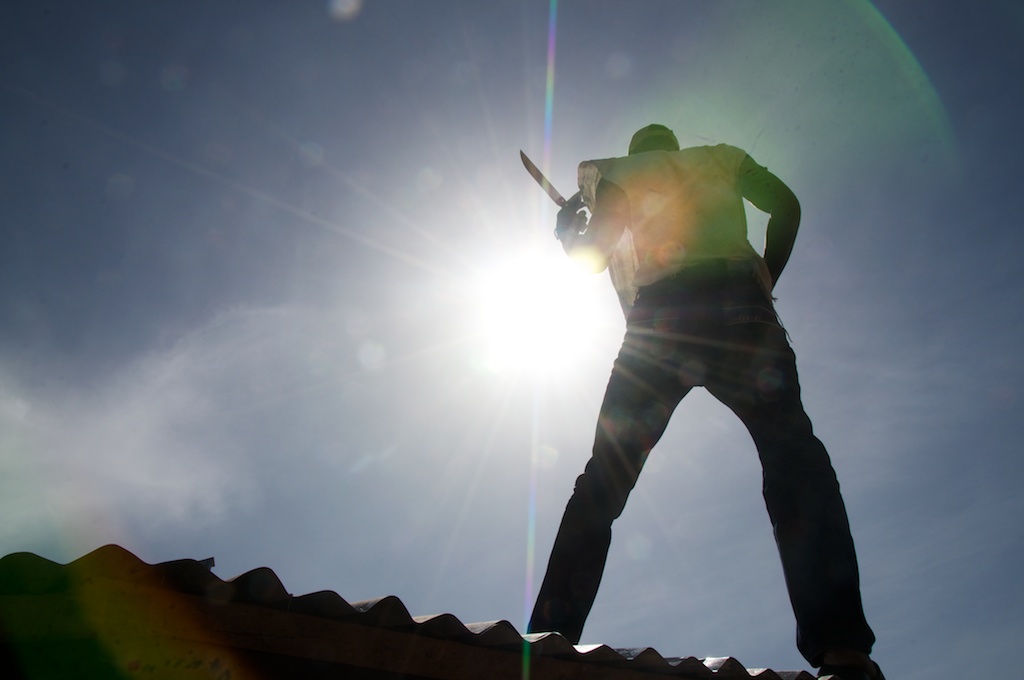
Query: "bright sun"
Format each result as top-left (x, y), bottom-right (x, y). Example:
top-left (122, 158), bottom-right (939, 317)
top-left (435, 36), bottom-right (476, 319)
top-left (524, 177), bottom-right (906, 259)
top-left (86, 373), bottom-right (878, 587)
top-left (474, 247), bottom-right (611, 375)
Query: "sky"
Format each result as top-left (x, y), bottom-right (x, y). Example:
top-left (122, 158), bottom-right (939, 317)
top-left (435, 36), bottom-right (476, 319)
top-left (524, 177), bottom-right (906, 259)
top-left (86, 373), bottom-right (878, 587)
top-left (1, 1), bottom-right (1022, 677)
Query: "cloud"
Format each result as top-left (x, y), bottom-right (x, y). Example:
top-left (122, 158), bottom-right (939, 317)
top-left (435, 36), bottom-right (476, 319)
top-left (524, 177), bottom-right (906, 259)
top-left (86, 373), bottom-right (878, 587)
top-left (0, 303), bottom-right (395, 557)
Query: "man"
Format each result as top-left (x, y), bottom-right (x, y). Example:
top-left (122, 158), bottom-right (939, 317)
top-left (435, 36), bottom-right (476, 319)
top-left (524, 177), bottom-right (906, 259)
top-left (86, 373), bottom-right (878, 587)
top-left (527, 124), bottom-right (883, 680)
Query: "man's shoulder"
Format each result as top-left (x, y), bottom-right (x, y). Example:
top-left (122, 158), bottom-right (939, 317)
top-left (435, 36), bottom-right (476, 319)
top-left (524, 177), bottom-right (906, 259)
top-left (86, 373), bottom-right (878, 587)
top-left (581, 144), bottom-right (744, 164)
top-left (686, 143), bottom-right (749, 159)
top-left (579, 145), bottom-right (751, 183)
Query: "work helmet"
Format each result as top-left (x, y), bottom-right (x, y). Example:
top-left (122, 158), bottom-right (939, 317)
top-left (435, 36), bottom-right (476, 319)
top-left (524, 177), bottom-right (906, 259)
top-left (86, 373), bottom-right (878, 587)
top-left (628, 124), bottom-right (680, 155)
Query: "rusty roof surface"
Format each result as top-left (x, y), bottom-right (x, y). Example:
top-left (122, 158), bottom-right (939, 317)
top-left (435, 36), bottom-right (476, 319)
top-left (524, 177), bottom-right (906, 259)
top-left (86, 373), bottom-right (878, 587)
top-left (0, 544), bottom-right (814, 680)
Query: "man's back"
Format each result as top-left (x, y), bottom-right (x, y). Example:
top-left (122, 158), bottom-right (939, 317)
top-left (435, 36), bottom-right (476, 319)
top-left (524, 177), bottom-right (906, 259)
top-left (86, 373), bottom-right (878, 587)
top-left (578, 144), bottom-right (767, 302)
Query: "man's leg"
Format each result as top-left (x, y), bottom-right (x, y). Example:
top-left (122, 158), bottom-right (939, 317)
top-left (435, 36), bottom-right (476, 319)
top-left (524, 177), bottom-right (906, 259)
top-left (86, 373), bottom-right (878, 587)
top-left (529, 328), bottom-right (689, 643)
top-left (707, 321), bottom-right (875, 666)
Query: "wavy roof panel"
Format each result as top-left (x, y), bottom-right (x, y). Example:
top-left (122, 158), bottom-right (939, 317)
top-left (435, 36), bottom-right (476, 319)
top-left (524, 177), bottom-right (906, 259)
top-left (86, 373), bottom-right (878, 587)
top-left (0, 544), bottom-right (813, 680)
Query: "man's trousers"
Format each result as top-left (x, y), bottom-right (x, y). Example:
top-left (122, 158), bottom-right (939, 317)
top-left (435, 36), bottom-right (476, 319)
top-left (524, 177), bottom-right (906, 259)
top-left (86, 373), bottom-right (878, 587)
top-left (527, 260), bottom-right (875, 667)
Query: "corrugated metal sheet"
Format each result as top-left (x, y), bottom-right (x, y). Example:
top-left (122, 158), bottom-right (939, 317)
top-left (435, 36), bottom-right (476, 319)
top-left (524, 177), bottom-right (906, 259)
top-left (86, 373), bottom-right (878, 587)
top-left (0, 545), bottom-right (814, 680)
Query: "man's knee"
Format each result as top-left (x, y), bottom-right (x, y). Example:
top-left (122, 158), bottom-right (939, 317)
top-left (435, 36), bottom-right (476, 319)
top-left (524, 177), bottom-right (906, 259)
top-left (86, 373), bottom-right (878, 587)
top-left (762, 432), bottom-right (835, 472)
top-left (568, 469), bottom-right (635, 526)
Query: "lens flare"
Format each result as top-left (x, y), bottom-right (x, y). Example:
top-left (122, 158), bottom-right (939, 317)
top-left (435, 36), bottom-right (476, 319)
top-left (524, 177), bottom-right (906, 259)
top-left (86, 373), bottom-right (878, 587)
top-left (328, 0), bottom-right (363, 22)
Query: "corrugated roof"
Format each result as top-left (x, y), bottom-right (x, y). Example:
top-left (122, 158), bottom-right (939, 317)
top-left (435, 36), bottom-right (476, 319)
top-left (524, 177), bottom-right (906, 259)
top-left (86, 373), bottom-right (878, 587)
top-left (0, 544), bottom-right (814, 680)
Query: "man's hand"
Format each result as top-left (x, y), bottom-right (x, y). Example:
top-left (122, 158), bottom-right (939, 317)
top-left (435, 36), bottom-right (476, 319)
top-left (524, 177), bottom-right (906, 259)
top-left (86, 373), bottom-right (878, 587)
top-left (553, 181), bottom-right (628, 274)
top-left (555, 192), bottom-right (588, 241)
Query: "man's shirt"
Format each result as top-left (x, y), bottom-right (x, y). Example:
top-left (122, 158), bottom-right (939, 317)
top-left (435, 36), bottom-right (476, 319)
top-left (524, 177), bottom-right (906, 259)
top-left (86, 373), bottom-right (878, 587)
top-left (578, 144), bottom-right (772, 314)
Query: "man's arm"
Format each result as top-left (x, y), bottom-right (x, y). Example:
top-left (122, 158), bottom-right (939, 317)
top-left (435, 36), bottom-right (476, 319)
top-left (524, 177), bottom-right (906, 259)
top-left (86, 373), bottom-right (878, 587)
top-left (555, 179), bottom-right (629, 273)
top-left (738, 155), bottom-right (801, 287)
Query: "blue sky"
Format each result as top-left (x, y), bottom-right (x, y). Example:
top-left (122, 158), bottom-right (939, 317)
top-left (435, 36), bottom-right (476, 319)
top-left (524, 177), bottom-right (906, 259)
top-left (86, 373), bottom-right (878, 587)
top-left (1, 1), bottom-right (1022, 677)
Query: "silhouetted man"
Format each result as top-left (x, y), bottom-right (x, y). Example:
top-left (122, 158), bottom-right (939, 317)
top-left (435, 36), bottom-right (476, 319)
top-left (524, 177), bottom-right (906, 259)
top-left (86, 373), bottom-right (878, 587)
top-left (528, 125), bottom-right (883, 680)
